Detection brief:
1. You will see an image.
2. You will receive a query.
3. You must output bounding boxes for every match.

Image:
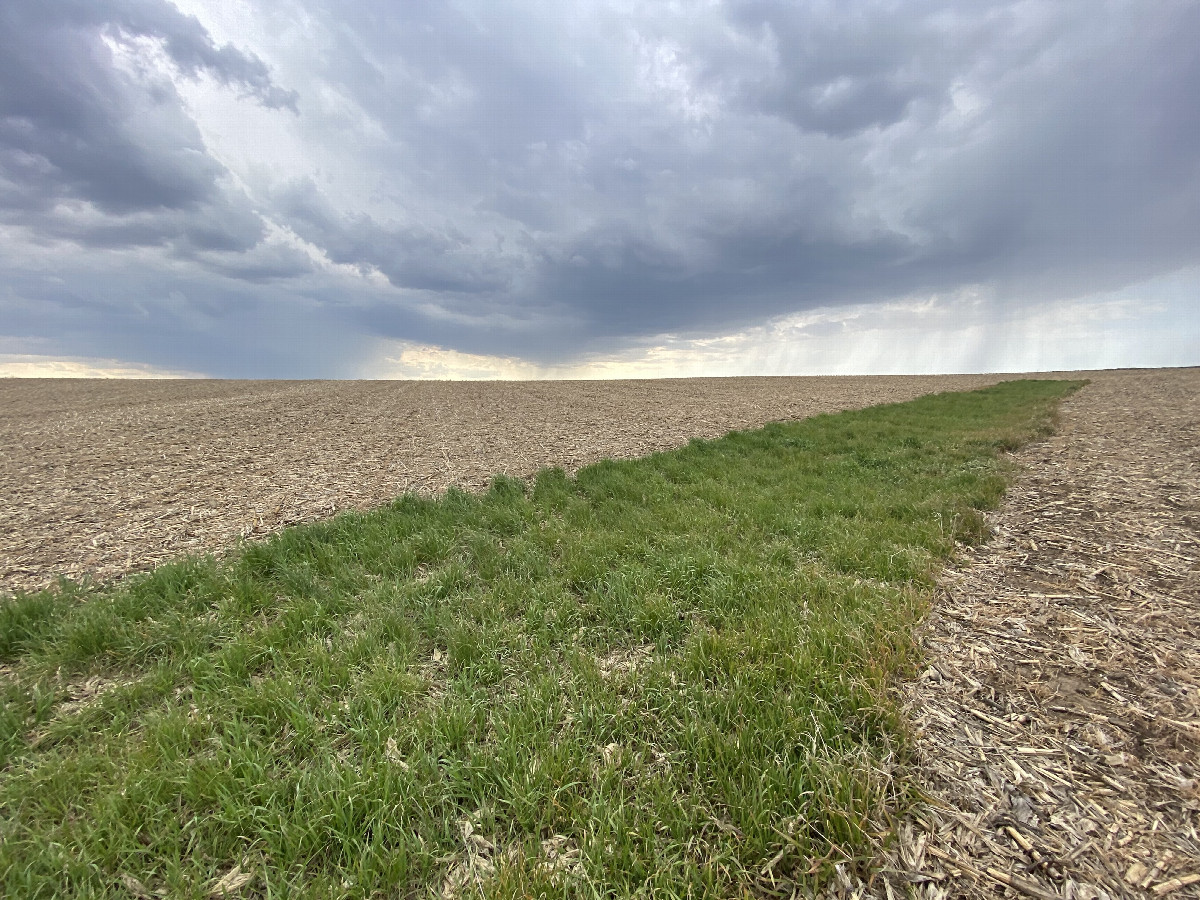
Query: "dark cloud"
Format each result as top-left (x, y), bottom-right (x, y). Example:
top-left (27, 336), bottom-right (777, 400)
top-left (195, 243), bottom-right (315, 283)
top-left (89, 0), bottom-right (299, 111)
top-left (274, 178), bottom-right (515, 294)
top-left (0, 26), bottom-right (221, 215)
top-left (0, 0), bottom-right (294, 255)
top-left (532, 220), bottom-right (917, 343)
top-left (720, 0), bottom-right (952, 136)
top-left (0, 266), bottom-right (366, 378)
top-left (903, 3), bottom-right (1200, 295)
top-left (279, 0), bottom-right (1200, 353)
top-left (2, 0), bottom-right (1198, 375)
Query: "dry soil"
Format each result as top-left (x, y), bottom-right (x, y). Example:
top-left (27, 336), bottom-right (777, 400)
top-left (2, 373), bottom-right (1007, 595)
top-left (868, 367), bottom-right (1200, 900)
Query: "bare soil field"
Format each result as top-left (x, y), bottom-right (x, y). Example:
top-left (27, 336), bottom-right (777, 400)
top-left (2, 374), bottom-right (1010, 595)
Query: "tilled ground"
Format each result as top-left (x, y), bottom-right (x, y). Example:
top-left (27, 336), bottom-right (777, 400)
top-left (1, 374), bottom-right (1007, 595)
top-left (868, 367), bottom-right (1200, 899)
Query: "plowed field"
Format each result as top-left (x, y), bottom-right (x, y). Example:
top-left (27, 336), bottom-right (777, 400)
top-left (3, 374), bottom-right (1017, 594)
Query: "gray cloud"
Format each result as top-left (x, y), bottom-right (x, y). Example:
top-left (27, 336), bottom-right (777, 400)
top-left (721, 0), bottom-right (951, 136)
top-left (0, 0), bottom-right (294, 253)
top-left (90, 0), bottom-right (299, 111)
top-left (0, 265), bottom-right (367, 378)
top-left (195, 242), bottom-right (315, 284)
top-left (274, 178), bottom-right (515, 295)
top-left (2, 0), bottom-right (1198, 375)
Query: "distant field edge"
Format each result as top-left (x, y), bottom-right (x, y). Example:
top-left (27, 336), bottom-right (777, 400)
top-left (0, 378), bottom-right (1084, 899)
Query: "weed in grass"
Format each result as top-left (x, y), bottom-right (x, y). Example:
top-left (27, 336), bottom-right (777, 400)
top-left (0, 380), bottom-right (1082, 898)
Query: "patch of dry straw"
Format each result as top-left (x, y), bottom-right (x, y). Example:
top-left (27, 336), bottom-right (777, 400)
top-left (834, 369), bottom-right (1199, 900)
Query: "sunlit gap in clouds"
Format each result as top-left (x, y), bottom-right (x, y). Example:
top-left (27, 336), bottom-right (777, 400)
top-left (0, 355), bottom-right (208, 379)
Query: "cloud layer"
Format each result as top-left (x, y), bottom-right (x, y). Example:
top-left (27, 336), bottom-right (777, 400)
top-left (2, 0), bottom-right (1197, 377)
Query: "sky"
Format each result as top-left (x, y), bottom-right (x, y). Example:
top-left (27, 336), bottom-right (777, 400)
top-left (1, 0), bottom-right (1197, 379)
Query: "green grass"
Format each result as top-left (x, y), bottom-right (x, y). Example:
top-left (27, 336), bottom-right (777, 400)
top-left (0, 380), bottom-right (1081, 898)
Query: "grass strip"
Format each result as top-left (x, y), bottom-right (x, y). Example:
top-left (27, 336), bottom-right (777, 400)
top-left (0, 379), bottom-right (1081, 898)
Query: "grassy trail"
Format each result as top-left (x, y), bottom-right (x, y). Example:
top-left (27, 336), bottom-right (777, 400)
top-left (0, 380), bottom-right (1080, 898)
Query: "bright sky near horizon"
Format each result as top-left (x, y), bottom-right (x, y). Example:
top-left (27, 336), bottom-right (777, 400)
top-left (1, 0), bottom-right (1197, 379)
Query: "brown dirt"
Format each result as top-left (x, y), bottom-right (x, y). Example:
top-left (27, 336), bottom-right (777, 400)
top-left (2, 374), bottom-right (1009, 595)
top-left (866, 367), bottom-right (1200, 900)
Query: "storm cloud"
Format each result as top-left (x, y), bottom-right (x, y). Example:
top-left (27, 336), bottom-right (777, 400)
top-left (0, 0), bottom-right (296, 257)
top-left (1, 0), bottom-right (1197, 377)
